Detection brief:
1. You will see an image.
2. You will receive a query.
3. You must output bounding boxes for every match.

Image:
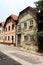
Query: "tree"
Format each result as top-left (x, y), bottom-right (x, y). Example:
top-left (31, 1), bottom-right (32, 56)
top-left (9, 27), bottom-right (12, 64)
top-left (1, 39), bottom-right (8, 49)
top-left (34, 0), bottom-right (43, 51)
top-left (34, 0), bottom-right (43, 30)
top-left (34, 0), bottom-right (43, 11)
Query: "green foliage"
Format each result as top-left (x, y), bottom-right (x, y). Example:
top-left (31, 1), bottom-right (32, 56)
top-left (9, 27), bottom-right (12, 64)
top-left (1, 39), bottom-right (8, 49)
top-left (37, 31), bottom-right (43, 37)
top-left (34, 0), bottom-right (43, 11)
top-left (35, 0), bottom-right (43, 22)
top-left (34, 0), bottom-right (43, 25)
top-left (35, 0), bottom-right (43, 51)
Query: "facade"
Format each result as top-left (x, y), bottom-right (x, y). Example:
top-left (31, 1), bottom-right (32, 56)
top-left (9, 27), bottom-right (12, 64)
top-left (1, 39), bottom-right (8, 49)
top-left (4, 14), bottom-right (18, 46)
top-left (0, 22), bottom-right (5, 43)
top-left (17, 6), bottom-right (38, 50)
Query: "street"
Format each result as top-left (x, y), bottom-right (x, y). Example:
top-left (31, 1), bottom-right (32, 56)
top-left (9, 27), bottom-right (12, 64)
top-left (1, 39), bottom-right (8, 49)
top-left (0, 44), bottom-right (43, 65)
top-left (0, 51), bottom-right (21, 65)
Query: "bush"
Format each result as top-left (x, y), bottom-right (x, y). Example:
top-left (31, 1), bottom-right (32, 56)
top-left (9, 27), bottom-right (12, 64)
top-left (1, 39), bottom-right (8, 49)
top-left (37, 31), bottom-right (43, 51)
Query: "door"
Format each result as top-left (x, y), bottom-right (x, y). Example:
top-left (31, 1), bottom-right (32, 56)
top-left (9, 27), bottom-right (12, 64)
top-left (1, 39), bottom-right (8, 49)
top-left (12, 36), bottom-right (14, 44)
top-left (17, 34), bottom-right (21, 46)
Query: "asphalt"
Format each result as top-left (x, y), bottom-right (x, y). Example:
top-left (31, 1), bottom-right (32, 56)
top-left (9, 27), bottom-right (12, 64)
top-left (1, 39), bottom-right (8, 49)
top-left (0, 51), bottom-right (22, 65)
top-left (0, 44), bottom-right (43, 65)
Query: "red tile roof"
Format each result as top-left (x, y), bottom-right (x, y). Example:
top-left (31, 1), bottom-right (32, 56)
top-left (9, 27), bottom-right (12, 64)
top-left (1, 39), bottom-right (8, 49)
top-left (1, 21), bottom-right (5, 26)
top-left (0, 21), bottom-right (5, 27)
top-left (4, 14), bottom-right (18, 27)
top-left (11, 14), bottom-right (18, 21)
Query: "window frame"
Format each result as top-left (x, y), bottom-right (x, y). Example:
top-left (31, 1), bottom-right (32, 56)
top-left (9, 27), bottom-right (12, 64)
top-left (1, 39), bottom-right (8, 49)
top-left (24, 22), bottom-right (27, 28)
top-left (24, 36), bottom-right (28, 41)
top-left (30, 20), bottom-right (33, 26)
top-left (8, 36), bottom-right (10, 40)
top-left (8, 26), bottom-right (10, 31)
top-left (30, 35), bottom-right (34, 41)
top-left (6, 27), bottom-right (7, 31)
top-left (12, 24), bottom-right (14, 30)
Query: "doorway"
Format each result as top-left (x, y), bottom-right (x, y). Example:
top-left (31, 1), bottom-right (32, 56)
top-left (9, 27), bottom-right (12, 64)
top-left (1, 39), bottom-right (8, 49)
top-left (17, 34), bottom-right (21, 46)
top-left (12, 36), bottom-right (14, 44)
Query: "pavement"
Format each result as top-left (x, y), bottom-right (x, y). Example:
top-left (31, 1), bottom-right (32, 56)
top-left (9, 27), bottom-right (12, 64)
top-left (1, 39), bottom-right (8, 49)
top-left (0, 44), bottom-right (43, 65)
top-left (0, 51), bottom-right (21, 65)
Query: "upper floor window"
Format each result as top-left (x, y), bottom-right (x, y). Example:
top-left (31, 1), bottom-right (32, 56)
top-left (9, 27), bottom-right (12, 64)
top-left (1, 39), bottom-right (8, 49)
top-left (30, 20), bottom-right (33, 26)
top-left (19, 14), bottom-right (24, 19)
top-left (8, 26), bottom-right (10, 31)
top-left (8, 19), bottom-right (11, 22)
top-left (24, 22), bottom-right (27, 28)
top-left (12, 24), bottom-right (14, 30)
top-left (19, 11), bottom-right (29, 19)
top-left (2, 29), bottom-right (4, 33)
top-left (18, 25), bottom-right (21, 32)
top-left (29, 20), bottom-right (33, 29)
top-left (6, 27), bottom-right (7, 31)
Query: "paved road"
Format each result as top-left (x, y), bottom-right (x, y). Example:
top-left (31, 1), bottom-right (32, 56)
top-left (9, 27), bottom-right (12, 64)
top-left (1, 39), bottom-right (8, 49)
top-left (0, 51), bottom-right (21, 65)
top-left (0, 44), bottom-right (43, 65)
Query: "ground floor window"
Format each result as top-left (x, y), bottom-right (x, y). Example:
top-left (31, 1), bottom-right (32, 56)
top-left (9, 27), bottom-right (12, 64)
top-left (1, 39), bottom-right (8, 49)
top-left (8, 36), bottom-right (10, 40)
top-left (24, 36), bottom-right (28, 41)
top-left (30, 35), bottom-right (34, 41)
top-left (12, 36), bottom-right (14, 44)
top-left (12, 36), bottom-right (14, 40)
top-left (5, 36), bottom-right (7, 40)
top-left (2, 36), bottom-right (3, 40)
top-left (0, 37), bottom-right (1, 40)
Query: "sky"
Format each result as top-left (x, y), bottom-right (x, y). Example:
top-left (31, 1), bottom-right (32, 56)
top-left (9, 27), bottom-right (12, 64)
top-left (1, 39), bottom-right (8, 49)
top-left (0, 0), bottom-right (38, 22)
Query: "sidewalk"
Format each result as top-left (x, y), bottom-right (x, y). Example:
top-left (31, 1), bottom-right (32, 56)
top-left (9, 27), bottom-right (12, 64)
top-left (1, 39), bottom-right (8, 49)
top-left (0, 44), bottom-right (33, 65)
top-left (10, 45), bottom-right (43, 56)
top-left (0, 44), bottom-right (43, 65)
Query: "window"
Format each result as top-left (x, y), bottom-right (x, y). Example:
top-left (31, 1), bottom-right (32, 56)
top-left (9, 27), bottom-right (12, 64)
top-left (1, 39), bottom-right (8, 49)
top-left (8, 26), bottom-right (10, 31)
top-left (0, 37), bottom-right (1, 39)
top-left (18, 25), bottom-right (21, 32)
top-left (24, 36), bottom-right (28, 41)
top-left (12, 24), bottom-right (14, 29)
top-left (19, 14), bottom-right (23, 19)
top-left (8, 19), bottom-right (11, 22)
top-left (2, 29), bottom-right (4, 33)
top-left (5, 36), bottom-right (7, 40)
top-left (30, 35), bottom-right (34, 41)
top-left (30, 20), bottom-right (33, 26)
top-left (11, 36), bottom-right (14, 44)
top-left (29, 20), bottom-right (33, 29)
top-left (0, 30), bottom-right (1, 33)
top-left (8, 36), bottom-right (10, 40)
top-left (2, 36), bottom-right (3, 39)
top-left (6, 27), bottom-right (7, 31)
top-left (24, 22), bottom-right (27, 28)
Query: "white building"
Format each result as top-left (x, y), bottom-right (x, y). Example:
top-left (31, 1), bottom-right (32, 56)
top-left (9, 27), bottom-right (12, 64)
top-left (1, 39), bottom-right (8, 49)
top-left (0, 22), bottom-right (5, 43)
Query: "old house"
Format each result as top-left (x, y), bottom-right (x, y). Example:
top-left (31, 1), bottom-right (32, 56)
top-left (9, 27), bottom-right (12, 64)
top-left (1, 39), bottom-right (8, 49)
top-left (16, 6), bottom-right (38, 50)
top-left (0, 22), bottom-right (5, 43)
top-left (4, 14), bottom-right (18, 46)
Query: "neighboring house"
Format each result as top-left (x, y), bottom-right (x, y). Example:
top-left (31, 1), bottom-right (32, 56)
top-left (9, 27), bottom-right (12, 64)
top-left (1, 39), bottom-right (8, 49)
top-left (4, 14), bottom-right (18, 46)
top-left (16, 6), bottom-right (38, 50)
top-left (0, 22), bottom-right (5, 43)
